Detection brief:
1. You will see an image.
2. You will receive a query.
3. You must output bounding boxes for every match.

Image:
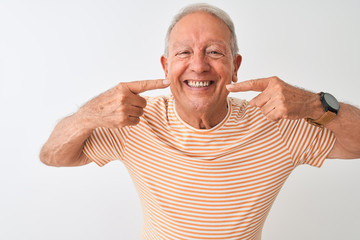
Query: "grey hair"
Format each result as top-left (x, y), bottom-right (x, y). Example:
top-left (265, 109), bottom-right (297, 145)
top-left (164, 3), bottom-right (239, 57)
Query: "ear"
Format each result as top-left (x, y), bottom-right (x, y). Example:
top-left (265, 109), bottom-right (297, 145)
top-left (160, 55), bottom-right (168, 78)
top-left (232, 54), bottom-right (242, 83)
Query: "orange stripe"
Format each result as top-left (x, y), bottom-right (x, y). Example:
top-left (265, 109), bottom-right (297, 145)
top-left (83, 95), bottom-right (336, 240)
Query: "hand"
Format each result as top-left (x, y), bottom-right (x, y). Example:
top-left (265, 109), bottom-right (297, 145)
top-left (79, 79), bottom-right (170, 128)
top-left (226, 76), bottom-right (321, 121)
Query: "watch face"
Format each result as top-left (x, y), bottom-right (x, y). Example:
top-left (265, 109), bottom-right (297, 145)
top-left (324, 93), bottom-right (340, 111)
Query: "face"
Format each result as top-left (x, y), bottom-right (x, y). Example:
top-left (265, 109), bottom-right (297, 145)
top-left (161, 12), bottom-right (242, 115)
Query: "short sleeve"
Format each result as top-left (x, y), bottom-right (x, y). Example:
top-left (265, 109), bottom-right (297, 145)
top-left (278, 118), bottom-right (336, 167)
top-left (83, 127), bottom-right (129, 167)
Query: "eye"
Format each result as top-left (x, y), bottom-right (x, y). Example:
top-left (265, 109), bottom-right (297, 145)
top-left (176, 51), bottom-right (191, 58)
top-left (207, 50), bottom-right (224, 58)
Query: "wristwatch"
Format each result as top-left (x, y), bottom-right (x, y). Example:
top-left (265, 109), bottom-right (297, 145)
top-left (306, 92), bottom-right (340, 127)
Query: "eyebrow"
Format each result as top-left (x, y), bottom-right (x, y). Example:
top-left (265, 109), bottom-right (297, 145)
top-left (172, 39), bottom-right (227, 48)
top-left (206, 39), bottom-right (227, 47)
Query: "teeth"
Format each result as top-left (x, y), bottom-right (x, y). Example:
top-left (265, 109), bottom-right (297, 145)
top-left (187, 81), bottom-right (211, 88)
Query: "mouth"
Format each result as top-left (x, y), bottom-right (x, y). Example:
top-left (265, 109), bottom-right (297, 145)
top-left (185, 80), bottom-right (214, 88)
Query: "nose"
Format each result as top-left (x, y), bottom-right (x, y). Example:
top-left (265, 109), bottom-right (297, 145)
top-left (189, 52), bottom-right (210, 73)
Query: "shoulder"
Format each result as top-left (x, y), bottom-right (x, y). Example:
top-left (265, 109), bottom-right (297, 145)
top-left (141, 95), bottom-right (172, 123)
top-left (144, 95), bottom-right (170, 104)
top-left (229, 97), bottom-right (248, 109)
top-left (228, 97), bottom-right (253, 119)
top-left (228, 96), bottom-right (276, 127)
top-left (135, 95), bottom-right (172, 132)
top-left (143, 95), bottom-right (171, 111)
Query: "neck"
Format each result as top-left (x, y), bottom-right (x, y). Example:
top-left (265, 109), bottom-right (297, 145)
top-left (175, 98), bottom-right (229, 129)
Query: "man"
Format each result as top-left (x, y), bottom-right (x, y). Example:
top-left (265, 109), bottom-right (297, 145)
top-left (40, 3), bottom-right (360, 240)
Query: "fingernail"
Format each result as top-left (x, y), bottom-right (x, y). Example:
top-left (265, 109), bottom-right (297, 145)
top-left (163, 79), bottom-right (171, 85)
top-left (226, 84), bottom-right (234, 89)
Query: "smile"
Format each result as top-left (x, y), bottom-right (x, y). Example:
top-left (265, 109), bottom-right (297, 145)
top-left (185, 80), bottom-right (214, 88)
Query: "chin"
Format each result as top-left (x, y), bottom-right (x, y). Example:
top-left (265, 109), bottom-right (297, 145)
top-left (188, 99), bottom-right (213, 113)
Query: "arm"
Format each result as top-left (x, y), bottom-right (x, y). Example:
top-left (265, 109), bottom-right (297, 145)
top-left (226, 76), bottom-right (360, 159)
top-left (39, 113), bottom-right (95, 167)
top-left (319, 103), bottom-right (360, 159)
top-left (40, 79), bottom-right (170, 167)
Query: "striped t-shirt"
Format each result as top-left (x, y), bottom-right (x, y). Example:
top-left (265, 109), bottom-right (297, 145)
top-left (83, 95), bottom-right (335, 240)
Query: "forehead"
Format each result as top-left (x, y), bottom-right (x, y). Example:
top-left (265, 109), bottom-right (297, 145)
top-left (168, 11), bottom-right (232, 48)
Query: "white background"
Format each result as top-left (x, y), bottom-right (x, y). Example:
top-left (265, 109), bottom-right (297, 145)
top-left (1, 0), bottom-right (359, 239)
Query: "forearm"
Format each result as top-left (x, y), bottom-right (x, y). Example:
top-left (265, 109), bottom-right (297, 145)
top-left (40, 112), bottom-right (96, 167)
top-left (40, 79), bottom-right (169, 167)
top-left (227, 77), bottom-right (360, 159)
top-left (325, 103), bottom-right (360, 159)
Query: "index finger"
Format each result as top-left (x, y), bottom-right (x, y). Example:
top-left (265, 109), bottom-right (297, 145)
top-left (226, 78), bottom-right (270, 92)
top-left (126, 79), bottom-right (171, 94)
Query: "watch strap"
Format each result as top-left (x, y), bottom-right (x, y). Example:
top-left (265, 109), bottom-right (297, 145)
top-left (306, 111), bottom-right (337, 127)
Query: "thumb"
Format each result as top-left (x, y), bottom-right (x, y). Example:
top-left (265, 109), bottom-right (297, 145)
top-left (126, 79), bottom-right (171, 94)
top-left (226, 78), bottom-right (270, 92)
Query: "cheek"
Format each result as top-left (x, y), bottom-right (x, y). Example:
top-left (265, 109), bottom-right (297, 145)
top-left (213, 60), bottom-right (234, 78)
top-left (168, 62), bottom-right (187, 80)
top-left (168, 64), bottom-right (184, 93)
top-left (226, 65), bottom-right (236, 82)
top-left (216, 68), bottom-right (234, 84)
